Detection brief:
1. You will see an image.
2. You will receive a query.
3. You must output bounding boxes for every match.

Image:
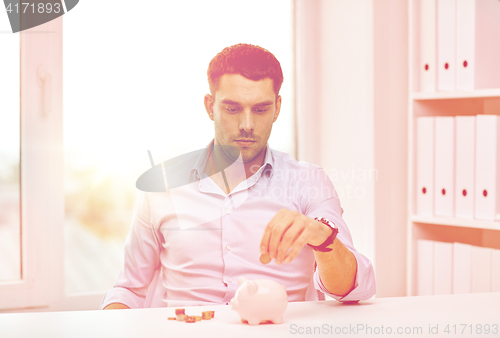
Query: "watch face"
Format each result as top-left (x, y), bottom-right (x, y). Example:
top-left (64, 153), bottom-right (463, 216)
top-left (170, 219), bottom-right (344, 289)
top-left (315, 217), bottom-right (337, 230)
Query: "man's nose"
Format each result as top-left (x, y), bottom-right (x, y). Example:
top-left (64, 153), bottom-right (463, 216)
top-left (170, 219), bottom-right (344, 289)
top-left (239, 109), bottom-right (255, 133)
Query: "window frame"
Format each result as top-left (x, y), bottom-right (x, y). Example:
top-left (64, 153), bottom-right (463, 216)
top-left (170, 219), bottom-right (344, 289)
top-left (0, 17), bottom-right (65, 311)
top-left (0, 0), bottom-right (299, 311)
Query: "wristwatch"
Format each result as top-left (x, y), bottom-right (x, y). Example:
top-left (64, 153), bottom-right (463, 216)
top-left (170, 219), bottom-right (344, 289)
top-left (307, 217), bottom-right (339, 252)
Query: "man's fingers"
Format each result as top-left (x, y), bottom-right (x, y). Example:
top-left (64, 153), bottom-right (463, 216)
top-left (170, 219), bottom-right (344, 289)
top-left (260, 209), bottom-right (288, 254)
top-left (283, 228), bottom-right (310, 264)
top-left (268, 211), bottom-right (300, 260)
top-left (260, 210), bottom-right (319, 265)
top-left (275, 217), bottom-right (306, 264)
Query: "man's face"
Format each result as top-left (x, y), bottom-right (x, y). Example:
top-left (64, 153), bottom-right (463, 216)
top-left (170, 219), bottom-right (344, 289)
top-left (204, 74), bottom-right (281, 164)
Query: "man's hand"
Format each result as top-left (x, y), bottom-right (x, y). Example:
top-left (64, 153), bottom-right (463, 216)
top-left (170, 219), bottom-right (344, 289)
top-left (103, 303), bottom-right (130, 310)
top-left (259, 209), bottom-right (333, 265)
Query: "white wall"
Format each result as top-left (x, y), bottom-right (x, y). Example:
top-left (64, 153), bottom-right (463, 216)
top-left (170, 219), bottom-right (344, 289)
top-left (297, 0), bottom-right (375, 268)
top-left (373, 0), bottom-right (408, 298)
top-left (318, 0), bottom-right (376, 271)
top-left (296, 0), bottom-right (408, 297)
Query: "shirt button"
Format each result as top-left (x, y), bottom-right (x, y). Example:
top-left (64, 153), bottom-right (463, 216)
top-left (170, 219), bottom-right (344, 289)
top-left (226, 209), bottom-right (231, 215)
top-left (226, 245), bottom-right (231, 251)
top-left (228, 277), bottom-right (233, 283)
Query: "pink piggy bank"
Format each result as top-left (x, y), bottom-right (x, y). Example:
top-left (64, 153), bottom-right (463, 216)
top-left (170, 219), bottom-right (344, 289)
top-left (230, 277), bottom-right (288, 325)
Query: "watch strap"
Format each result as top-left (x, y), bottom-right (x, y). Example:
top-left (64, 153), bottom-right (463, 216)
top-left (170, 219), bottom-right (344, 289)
top-left (307, 217), bottom-right (338, 252)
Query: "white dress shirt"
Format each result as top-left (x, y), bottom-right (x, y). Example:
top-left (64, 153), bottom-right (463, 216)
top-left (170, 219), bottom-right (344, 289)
top-left (101, 142), bottom-right (375, 309)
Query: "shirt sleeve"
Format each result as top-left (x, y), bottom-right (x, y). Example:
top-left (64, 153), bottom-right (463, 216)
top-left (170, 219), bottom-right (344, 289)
top-left (302, 166), bottom-right (376, 302)
top-left (100, 191), bottom-right (162, 309)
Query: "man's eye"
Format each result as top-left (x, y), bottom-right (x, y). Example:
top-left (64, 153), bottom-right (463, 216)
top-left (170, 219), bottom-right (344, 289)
top-left (254, 108), bottom-right (268, 113)
top-left (225, 106), bottom-right (239, 113)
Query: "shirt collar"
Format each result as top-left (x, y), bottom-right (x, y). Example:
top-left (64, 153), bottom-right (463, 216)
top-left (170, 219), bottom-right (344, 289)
top-left (189, 140), bottom-right (213, 182)
top-left (261, 143), bottom-right (274, 180)
top-left (190, 139), bottom-right (275, 181)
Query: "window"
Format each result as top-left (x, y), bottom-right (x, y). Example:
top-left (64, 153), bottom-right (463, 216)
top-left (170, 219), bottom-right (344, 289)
top-left (0, 13), bottom-right (63, 311)
top-left (0, 10), bottom-right (21, 283)
top-left (0, 1), bottom-right (294, 311)
top-left (63, 0), bottom-right (295, 298)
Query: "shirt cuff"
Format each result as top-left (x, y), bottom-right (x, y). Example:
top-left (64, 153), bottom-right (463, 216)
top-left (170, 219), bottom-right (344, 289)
top-left (313, 250), bottom-right (376, 302)
top-left (100, 287), bottom-right (146, 310)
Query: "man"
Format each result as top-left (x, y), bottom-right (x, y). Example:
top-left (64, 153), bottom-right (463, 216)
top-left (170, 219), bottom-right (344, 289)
top-left (102, 43), bottom-right (375, 310)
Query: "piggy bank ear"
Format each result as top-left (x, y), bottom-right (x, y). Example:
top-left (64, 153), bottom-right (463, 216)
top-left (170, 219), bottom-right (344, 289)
top-left (247, 281), bottom-right (259, 295)
top-left (238, 277), bottom-right (247, 286)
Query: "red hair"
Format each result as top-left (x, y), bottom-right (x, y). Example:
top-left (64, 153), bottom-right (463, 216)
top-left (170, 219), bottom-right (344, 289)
top-left (207, 43), bottom-right (284, 96)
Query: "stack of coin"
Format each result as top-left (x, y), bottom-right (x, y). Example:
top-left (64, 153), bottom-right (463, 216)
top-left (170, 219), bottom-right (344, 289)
top-left (175, 308), bottom-right (186, 321)
top-left (170, 309), bottom-right (215, 323)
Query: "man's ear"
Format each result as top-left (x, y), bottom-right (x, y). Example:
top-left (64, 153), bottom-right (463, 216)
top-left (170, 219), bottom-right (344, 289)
top-left (204, 94), bottom-right (215, 121)
top-left (273, 95), bottom-right (282, 123)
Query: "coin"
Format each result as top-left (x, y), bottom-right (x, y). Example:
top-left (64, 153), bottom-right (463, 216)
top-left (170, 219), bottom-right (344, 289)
top-left (185, 316), bottom-right (196, 323)
top-left (259, 252), bottom-right (271, 264)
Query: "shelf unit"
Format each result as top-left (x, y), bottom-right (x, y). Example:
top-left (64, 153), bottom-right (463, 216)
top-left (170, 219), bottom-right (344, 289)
top-left (407, 0), bottom-right (500, 296)
top-left (412, 88), bottom-right (500, 100)
top-left (410, 215), bottom-right (500, 231)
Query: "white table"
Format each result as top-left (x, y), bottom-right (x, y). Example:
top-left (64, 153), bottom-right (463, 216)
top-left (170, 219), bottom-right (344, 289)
top-left (1, 293), bottom-right (499, 337)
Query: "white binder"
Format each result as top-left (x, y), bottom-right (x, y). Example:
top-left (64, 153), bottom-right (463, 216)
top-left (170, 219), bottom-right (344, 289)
top-left (419, 0), bottom-right (437, 92)
top-left (434, 116), bottom-right (455, 217)
top-left (456, 0), bottom-right (475, 90)
top-left (437, 0), bottom-right (456, 91)
top-left (492, 248), bottom-right (500, 292)
top-left (471, 245), bottom-right (492, 293)
top-left (417, 240), bottom-right (434, 295)
top-left (453, 242), bottom-right (472, 294)
top-left (475, 115), bottom-right (500, 221)
top-left (475, 0), bottom-right (500, 88)
top-left (454, 116), bottom-right (475, 219)
top-left (416, 117), bottom-right (435, 216)
top-left (433, 241), bottom-right (453, 295)
top-left (456, 0), bottom-right (500, 89)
